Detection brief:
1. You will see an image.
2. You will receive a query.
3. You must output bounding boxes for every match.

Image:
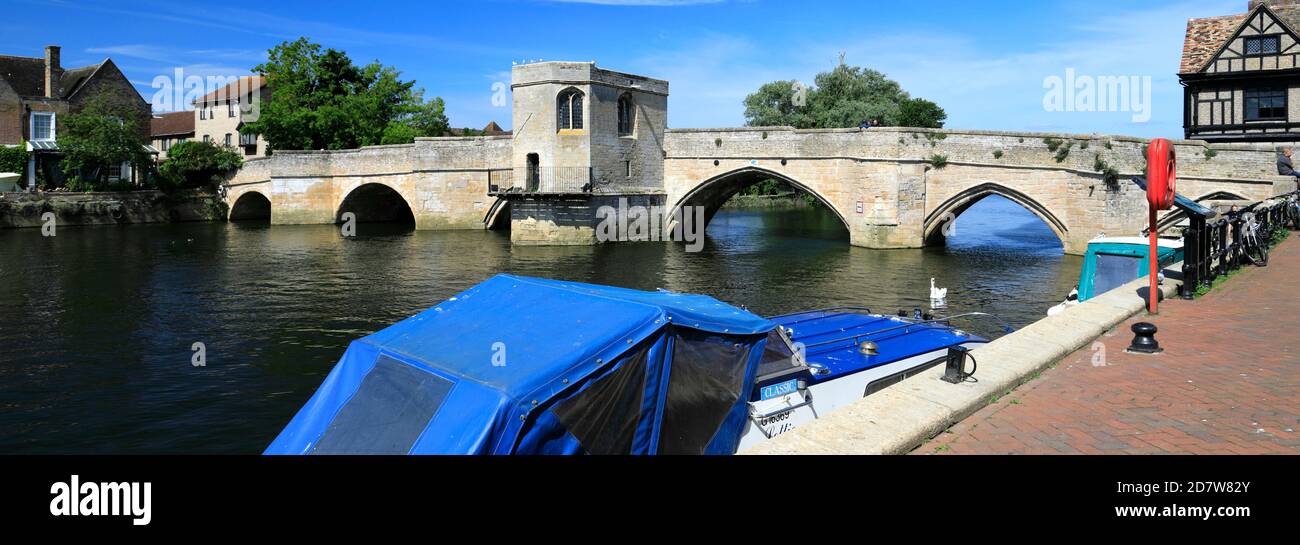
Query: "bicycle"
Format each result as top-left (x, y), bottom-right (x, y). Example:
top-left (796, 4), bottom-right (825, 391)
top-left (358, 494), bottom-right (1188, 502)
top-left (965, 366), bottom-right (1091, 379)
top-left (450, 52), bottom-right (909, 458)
top-left (1239, 211), bottom-right (1269, 267)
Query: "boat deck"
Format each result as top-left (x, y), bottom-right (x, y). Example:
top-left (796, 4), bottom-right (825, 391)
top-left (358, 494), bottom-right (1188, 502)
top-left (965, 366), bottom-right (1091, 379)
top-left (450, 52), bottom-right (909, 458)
top-left (771, 309), bottom-right (986, 383)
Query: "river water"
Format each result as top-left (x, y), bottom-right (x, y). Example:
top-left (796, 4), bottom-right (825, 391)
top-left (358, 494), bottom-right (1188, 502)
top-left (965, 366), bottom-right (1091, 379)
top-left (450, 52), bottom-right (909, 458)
top-left (0, 196), bottom-right (1080, 453)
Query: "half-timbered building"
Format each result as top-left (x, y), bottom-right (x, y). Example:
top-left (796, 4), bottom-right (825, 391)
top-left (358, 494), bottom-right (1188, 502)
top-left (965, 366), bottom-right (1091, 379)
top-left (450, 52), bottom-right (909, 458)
top-left (1181, 1), bottom-right (1300, 142)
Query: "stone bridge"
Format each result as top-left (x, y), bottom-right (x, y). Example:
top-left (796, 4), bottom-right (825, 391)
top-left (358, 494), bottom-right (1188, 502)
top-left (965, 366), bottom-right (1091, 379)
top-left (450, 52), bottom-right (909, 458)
top-left (663, 127), bottom-right (1294, 254)
top-left (223, 136), bottom-right (512, 231)
top-left (223, 126), bottom-right (1295, 255)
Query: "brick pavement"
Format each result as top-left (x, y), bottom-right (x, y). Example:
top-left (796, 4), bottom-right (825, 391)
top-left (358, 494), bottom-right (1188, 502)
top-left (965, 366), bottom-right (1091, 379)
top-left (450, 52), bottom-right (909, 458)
top-left (917, 233), bottom-right (1300, 455)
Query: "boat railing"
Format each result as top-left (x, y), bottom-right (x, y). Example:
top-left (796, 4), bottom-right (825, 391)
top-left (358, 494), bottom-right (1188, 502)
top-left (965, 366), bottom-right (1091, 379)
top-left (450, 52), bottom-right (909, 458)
top-left (801, 312), bottom-right (1016, 350)
top-left (769, 306), bottom-right (874, 323)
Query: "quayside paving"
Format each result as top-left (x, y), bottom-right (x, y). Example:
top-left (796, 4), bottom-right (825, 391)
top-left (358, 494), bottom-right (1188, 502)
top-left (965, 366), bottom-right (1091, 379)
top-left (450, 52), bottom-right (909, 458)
top-left (917, 234), bottom-right (1300, 455)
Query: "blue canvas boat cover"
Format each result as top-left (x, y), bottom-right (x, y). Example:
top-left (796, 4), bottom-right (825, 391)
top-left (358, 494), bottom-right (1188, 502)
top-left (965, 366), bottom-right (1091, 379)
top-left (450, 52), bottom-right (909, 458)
top-left (266, 275), bottom-right (777, 455)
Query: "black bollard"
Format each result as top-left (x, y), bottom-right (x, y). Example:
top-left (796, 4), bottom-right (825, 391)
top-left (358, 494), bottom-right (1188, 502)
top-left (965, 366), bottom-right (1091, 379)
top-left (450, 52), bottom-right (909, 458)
top-left (1126, 322), bottom-right (1163, 354)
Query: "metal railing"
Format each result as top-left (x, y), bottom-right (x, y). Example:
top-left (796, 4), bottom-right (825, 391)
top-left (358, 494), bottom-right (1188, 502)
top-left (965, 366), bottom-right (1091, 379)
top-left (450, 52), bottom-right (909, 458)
top-left (1180, 192), bottom-right (1298, 299)
top-left (488, 166), bottom-right (593, 194)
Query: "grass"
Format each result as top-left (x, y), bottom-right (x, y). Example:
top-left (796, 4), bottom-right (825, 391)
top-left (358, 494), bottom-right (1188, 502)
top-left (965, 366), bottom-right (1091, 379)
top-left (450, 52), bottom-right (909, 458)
top-left (927, 154), bottom-right (949, 169)
top-left (1192, 229), bottom-right (1291, 298)
top-left (989, 389), bottom-right (1013, 404)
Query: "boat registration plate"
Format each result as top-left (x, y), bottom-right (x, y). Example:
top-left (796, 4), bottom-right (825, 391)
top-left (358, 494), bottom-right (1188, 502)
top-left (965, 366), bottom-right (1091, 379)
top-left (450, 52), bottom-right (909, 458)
top-left (760, 379), bottom-right (799, 401)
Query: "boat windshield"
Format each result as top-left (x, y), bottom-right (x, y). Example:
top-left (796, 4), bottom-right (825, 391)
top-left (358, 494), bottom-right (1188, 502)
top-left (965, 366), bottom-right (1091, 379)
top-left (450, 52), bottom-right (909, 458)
top-left (1093, 253), bottom-right (1142, 296)
top-left (756, 328), bottom-right (805, 380)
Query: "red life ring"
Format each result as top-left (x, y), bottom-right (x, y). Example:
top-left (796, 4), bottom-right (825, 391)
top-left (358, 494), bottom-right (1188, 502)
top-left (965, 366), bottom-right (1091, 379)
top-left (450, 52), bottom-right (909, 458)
top-left (1146, 138), bottom-right (1177, 211)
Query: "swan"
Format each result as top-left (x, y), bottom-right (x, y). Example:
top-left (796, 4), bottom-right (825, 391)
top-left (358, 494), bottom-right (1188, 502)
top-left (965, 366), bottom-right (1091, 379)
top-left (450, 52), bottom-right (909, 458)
top-left (929, 278), bottom-right (947, 300)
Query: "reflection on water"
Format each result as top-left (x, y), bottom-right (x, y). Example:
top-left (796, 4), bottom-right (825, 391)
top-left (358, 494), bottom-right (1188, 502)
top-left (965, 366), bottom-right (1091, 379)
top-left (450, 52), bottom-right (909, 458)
top-left (0, 195), bottom-right (1079, 453)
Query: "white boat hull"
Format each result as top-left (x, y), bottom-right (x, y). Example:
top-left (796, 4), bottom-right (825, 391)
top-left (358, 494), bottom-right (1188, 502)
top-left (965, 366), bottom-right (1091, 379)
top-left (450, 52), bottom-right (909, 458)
top-left (737, 342), bottom-right (984, 451)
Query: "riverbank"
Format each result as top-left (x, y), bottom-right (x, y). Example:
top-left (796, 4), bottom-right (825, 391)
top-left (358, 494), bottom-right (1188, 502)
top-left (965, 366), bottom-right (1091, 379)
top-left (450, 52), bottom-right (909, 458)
top-left (0, 191), bottom-right (226, 229)
top-left (918, 233), bottom-right (1299, 454)
top-left (743, 254), bottom-right (1187, 455)
top-left (720, 193), bottom-right (814, 210)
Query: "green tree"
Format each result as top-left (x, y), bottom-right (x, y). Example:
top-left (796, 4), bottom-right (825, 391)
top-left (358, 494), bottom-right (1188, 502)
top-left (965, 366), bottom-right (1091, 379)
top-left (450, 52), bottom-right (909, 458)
top-left (0, 143), bottom-right (28, 175)
top-left (58, 97), bottom-right (151, 190)
top-left (895, 98), bottom-right (947, 129)
top-left (244, 38), bottom-right (450, 151)
top-left (743, 80), bottom-right (815, 128)
top-left (157, 140), bottom-right (243, 190)
top-left (742, 63), bottom-right (945, 129)
top-left (381, 94), bottom-right (449, 145)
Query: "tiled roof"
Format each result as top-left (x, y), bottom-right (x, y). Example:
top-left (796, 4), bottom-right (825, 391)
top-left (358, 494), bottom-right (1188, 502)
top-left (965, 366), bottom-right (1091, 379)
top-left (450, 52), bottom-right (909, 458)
top-left (151, 111), bottom-right (194, 137)
top-left (1181, 4), bottom-right (1300, 74)
top-left (194, 76), bottom-right (266, 105)
top-left (57, 65), bottom-right (99, 98)
top-left (449, 121), bottom-right (511, 136)
top-left (0, 55), bottom-right (46, 96)
top-left (0, 54), bottom-right (104, 98)
top-left (1180, 14), bottom-right (1248, 74)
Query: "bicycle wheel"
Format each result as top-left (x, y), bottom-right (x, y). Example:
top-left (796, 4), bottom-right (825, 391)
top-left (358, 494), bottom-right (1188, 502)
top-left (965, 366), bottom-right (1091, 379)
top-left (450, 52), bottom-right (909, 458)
top-left (1249, 235), bottom-right (1269, 266)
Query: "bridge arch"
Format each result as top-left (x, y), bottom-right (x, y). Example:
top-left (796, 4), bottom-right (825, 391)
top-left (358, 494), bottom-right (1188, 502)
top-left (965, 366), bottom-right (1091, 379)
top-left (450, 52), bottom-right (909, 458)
top-left (483, 197), bottom-right (511, 231)
top-left (228, 190), bottom-right (271, 222)
top-left (667, 166), bottom-right (849, 233)
top-left (336, 182), bottom-right (415, 226)
top-left (924, 182), bottom-right (1068, 247)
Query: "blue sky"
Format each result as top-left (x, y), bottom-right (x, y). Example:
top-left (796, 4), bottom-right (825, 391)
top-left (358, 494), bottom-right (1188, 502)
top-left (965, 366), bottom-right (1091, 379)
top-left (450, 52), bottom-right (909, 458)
top-left (2, 0), bottom-right (1245, 137)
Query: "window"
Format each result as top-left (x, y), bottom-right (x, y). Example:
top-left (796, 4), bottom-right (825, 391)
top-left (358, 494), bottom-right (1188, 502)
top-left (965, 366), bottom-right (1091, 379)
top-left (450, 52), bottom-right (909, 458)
top-left (107, 163), bottom-right (122, 180)
top-left (239, 132), bottom-right (257, 146)
top-left (311, 355), bottom-right (454, 454)
top-left (557, 89), bottom-right (584, 131)
top-left (224, 133), bottom-right (232, 146)
top-left (30, 112), bottom-right (55, 141)
top-left (1245, 36), bottom-right (1281, 56)
top-left (625, 160), bottom-right (632, 178)
top-left (549, 343), bottom-right (651, 454)
top-left (228, 101), bottom-right (236, 117)
top-left (203, 135), bottom-right (211, 144)
top-left (1245, 88), bottom-right (1287, 121)
top-left (617, 94), bottom-right (634, 136)
top-left (1093, 254), bottom-right (1142, 296)
top-left (657, 329), bottom-right (752, 454)
top-left (199, 106), bottom-right (206, 120)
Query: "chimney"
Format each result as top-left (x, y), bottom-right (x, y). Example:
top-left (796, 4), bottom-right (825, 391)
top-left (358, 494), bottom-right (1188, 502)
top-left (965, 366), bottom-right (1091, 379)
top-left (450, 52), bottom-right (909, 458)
top-left (44, 45), bottom-right (61, 98)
